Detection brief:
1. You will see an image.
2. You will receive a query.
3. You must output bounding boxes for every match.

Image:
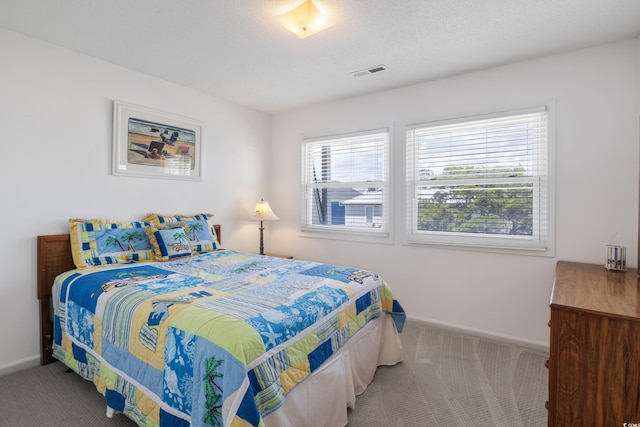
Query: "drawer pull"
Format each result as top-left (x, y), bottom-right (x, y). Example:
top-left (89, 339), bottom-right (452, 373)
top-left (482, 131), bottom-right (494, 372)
top-left (544, 359), bottom-right (549, 369)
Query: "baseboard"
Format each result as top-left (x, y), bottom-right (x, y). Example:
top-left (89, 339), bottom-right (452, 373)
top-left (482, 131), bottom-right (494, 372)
top-left (406, 314), bottom-right (550, 353)
top-left (0, 355), bottom-right (40, 377)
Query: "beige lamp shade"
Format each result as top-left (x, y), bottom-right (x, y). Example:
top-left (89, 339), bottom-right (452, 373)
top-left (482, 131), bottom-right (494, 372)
top-left (253, 199), bottom-right (279, 221)
top-left (277, 0), bottom-right (334, 39)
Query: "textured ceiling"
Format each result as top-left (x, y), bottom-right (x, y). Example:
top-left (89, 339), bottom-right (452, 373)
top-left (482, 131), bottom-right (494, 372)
top-left (1, 0), bottom-right (639, 114)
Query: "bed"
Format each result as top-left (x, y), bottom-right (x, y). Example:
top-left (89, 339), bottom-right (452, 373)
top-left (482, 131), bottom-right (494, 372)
top-left (37, 216), bottom-right (405, 427)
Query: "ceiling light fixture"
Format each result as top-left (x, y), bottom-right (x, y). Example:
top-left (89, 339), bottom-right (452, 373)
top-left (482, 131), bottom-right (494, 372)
top-left (278, 0), bottom-right (334, 38)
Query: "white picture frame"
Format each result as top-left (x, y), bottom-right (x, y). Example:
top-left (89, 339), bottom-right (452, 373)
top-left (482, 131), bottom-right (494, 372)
top-left (112, 100), bottom-right (203, 181)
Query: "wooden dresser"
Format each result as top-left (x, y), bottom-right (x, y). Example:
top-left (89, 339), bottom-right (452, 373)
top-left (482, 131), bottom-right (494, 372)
top-left (548, 261), bottom-right (640, 426)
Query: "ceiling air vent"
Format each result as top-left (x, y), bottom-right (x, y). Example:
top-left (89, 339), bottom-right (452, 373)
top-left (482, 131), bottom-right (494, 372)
top-left (350, 64), bottom-right (388, 78)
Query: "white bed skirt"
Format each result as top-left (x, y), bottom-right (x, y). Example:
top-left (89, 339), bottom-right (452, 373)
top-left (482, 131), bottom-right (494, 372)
top-left (263, 314), bottom-right (404, 427)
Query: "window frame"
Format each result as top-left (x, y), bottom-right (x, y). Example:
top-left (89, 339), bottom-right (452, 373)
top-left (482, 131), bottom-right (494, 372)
top-left (405, 105), bottom-right (555, 255)
top-left (300, 128), bottom-right (392, 243)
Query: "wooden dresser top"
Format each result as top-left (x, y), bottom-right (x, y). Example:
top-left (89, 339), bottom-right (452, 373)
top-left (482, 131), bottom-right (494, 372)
top-left (551, 261), bottom-right (640, 321)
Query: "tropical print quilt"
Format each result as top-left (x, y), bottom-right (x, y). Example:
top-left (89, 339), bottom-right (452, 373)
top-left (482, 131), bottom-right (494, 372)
top-left (52, 249), bottom-right (405, 427)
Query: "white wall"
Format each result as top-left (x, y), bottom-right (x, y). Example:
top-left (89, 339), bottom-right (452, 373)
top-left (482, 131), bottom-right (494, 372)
top-left (271, 38), bottom-right (640, 348)
top-left (0, 29), bottom-right (272, 371)
top-left (2, 28), bottom-right (638, 372)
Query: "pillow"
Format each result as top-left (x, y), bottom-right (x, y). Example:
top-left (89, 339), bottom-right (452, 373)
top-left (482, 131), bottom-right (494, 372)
top-left (144, 222), bottom-right (195, 261)
top-left (143, 213), bottom-right (220, 253)
top-left (69, 218), bottom-right (155, 268)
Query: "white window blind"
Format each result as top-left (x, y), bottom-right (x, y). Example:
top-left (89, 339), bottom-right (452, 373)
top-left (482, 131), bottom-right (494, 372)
top-left (406, 107), bottom-right (552, 252)
top-left (302, 130), bottom-right (389, 236)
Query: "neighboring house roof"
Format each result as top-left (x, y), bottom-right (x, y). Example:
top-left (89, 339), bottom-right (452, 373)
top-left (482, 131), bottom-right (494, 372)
top-left (323, 186), bottom-right (363, 202)
top-left (341, 189), bottom-right (383, 205)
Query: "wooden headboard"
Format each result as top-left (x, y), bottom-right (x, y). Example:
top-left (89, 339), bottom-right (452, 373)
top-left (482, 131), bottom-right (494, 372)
top-left (36, 224), bottom-right (221, 365)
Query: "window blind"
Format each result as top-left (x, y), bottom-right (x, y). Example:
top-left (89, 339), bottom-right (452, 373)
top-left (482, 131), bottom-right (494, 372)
top-left (302, 129), bottom-right (389, 234)
top-left (406, 107), bottom-right (551, 252)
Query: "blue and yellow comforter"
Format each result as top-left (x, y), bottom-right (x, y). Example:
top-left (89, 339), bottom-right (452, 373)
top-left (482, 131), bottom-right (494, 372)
top-left (52, 250), bottom-right (405, 426)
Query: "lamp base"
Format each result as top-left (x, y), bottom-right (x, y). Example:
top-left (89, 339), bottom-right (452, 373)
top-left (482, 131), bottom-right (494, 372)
top-left (259, 221), bottom-right (265, 255)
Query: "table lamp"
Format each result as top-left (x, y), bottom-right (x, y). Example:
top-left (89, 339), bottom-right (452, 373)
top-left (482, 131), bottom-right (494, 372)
top-left (252, 199), bottom-right (279, 255)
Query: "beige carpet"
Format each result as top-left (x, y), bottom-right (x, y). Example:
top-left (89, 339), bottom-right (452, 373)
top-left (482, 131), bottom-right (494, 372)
top-left (346, 320), bottom-right (548, 426)
top-left (0, 320), bottom-right (548, 426)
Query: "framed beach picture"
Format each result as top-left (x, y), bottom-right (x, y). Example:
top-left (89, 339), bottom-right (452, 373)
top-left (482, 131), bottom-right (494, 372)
top-left (112, 101), bottom-right (203, 180)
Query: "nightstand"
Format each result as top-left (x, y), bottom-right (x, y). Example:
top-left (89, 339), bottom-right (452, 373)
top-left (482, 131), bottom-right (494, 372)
top-left (264, 253), bottom-right (293, 259)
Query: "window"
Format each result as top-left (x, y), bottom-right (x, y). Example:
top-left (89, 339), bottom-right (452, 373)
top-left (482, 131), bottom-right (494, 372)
top-left (406, 107), bottom-right (552, 253)
top-left (365, 207), bottom-right (374, 224)
top-left (302, 129), bottom-right (389, 238)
